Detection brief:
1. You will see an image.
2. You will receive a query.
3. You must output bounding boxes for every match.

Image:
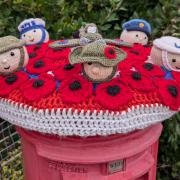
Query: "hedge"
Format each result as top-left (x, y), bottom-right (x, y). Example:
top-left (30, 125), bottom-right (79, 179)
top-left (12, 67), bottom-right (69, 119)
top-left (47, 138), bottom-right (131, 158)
top-left (0, 0), bottom-right (179, 179)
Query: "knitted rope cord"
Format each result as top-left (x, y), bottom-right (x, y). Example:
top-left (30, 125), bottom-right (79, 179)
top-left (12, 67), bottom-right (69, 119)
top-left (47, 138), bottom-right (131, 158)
top-left (0, 40), bottom-right (179, 137)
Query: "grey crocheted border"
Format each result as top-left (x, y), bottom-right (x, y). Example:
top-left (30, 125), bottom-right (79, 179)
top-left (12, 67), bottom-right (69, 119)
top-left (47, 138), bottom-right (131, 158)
top-left (0, 98), bottom-right (176, 137)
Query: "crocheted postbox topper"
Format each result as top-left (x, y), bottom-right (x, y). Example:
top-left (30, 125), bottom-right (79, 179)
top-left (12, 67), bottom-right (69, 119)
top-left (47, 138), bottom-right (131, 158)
top-left (120, 19), bottom-right (152, 45)
top-left (0, 25), bottom-right (179, 137)
top-left (18, 18), bottom-right (49, 45)
top-left (0, 36), bottom-right (29, 75)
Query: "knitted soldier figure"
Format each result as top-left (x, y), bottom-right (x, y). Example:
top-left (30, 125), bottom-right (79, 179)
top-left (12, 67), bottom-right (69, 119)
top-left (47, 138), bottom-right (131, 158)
top-left (50, 23), bottom-right (131, 49)
top-left (69, 42), bottom-right (127, 83)
top-left (120, 19), bottom-right (151, 45)
top-left (0, 36), bottom-right (29, 75)
top-left (149, 36), bottom-right (180, 78)
top-left (18, 18), bottom-right (49, 45)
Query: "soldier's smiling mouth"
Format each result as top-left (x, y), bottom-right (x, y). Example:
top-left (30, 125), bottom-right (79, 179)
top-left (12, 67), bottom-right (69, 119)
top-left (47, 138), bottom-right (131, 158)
top-left (4, 66), bottom-right (10, 70)
top-left (176, 66), bottom-right (180, 69)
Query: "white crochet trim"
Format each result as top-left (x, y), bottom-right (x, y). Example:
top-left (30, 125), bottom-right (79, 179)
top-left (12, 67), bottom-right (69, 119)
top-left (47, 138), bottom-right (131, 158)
top-left (0, 98), bottom-right (176, 137)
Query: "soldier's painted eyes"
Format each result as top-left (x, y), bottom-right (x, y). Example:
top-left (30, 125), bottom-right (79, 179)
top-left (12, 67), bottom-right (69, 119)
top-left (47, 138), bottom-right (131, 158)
top-left (172, 59), bottom-right (176, 63)
top-left (10, 52), bottom-right (15, 56)
top-left (33, 30), bottom-right (36, 33)
top-left (23, 34), bottom-right (26, 37)
top-left (144, 37), bottom-right (147, 39)
top-left (136, 34), bottom-right (139, 37)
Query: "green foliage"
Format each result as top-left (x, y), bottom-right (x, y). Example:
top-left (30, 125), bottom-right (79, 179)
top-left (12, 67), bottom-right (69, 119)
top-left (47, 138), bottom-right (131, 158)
top-left (0, 0), bottom-right (179, 179)
top-left (1, 146), bottom-right (23, 180)
top-left (157, 113), bottom-right (180, 180)
top-left (0, 0), bottom-right (179, 39)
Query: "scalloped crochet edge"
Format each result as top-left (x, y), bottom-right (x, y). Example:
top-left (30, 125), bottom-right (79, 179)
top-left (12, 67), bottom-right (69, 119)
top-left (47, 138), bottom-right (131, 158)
top-left (0, 98), bottom-right (176, 137)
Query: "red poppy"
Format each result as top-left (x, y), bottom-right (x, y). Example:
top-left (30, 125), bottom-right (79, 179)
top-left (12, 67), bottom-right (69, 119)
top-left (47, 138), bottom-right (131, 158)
top-left (0, 72), bottom-right (29, 96)
top-left (27, 43), bottom-right (49, 61)
top-left (53, 62), bottom-right (81, 81)
top-left (26, 58), bottom-right (55, 74)
top-left (154, 79), bottom-right (180, 110)
top-left (120, 70), bottom-right (155, 92)
top-left (59, 75), bottom-right (93, 103)
top-left (134, 62), bottom-right (165, 78)
top-left (121, 43), bottom-right (151, 62)
top-left (104, 46), bottom-right (117, 59)
top-left (20, 74), bottom-right (56, 102)
top-left (172, 71), bottom-right (180, 83)
top-left (95, 78), bottom-right (133, 110)
top-left (45, 47), bottom-right (71, 63)
top-left (118, 56), bottom-right (140, 72)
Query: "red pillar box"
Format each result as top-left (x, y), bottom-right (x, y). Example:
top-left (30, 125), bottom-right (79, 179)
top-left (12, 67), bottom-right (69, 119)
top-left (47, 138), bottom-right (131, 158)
top-left (16, 123), bottom-right (162, 180)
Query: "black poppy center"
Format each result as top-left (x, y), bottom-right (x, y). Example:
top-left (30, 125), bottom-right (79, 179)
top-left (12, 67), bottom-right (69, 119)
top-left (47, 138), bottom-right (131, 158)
top-left (130, 50), bottom-right (139, 55)
top-left (33, 79), bottom-right (44, 88)
top-left (132, 72), bottom-right (142, 80)
top-left (69, 80), bottom-right (81, 90)
top-left (143, 63), bottom-right (154, 71)
top-left (109, 48), bottom-right (115, 55)
top-left (34, 60), bottom-right (44, 68)
top-left (64, 64), bottom-right (74, 70)
top-left (29, 52), bottom-right (37, 58)
top-left (107, 85), bottom-right (120, 96)
top-left (5, 74), bottom-right (17, 84)
top-left (168, 85), bottom-right (178, 97)
top-left (34, 44), bottom-right (41, 51)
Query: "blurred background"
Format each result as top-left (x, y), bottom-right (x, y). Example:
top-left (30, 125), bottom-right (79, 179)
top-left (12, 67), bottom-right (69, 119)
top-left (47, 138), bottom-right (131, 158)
top-left (0, 0), bottom-right (179, 179)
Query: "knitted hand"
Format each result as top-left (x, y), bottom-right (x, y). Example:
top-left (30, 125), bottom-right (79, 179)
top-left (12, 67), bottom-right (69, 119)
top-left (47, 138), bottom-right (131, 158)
top-left (18, 18), bottom-right (49, 45)
top-left (0, 36), bottom-right (29, 75)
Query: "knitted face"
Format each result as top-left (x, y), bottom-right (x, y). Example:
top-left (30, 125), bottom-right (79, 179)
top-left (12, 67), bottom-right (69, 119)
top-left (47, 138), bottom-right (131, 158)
top-left (150, 46), bottom-right (180, 72)
top-left (166, 52), bottom-right (180, 71)
top-left (0, 47), bottom-right (29, 74)
top-left (120, 30), bottom-right (148, 45)
top-left (86, 26), bottom-right (97, 33)
top-left (83, 62), bottom-right (115, 82)
top-left (21, 29), bottom-right (49, 45)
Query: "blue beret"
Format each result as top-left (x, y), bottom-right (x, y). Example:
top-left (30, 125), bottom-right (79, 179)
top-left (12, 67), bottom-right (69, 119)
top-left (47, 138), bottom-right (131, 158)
top-left (122, 19), bottom-right (152, 36)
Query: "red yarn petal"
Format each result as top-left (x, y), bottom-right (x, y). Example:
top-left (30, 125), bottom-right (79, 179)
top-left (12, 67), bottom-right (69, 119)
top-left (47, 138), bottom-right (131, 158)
top-left (46, 47), bottom-right (71, 63)
top-left (172, 71), bottom-right (180, 83)
top-left (95, 78), bottom-right (133, 110)
top-left (120, 70), bottom-right (155, 92)
top-left (0, 72), bottom-right (29, 96)
top-left (134, 62), bottom-right (165, 78)
top-left (20, 74), bottom-right (56, 102)
top-left (104, 47), bottom-right (117, 59)
top-left (53, 63), bottom-right (81, 81)
top-left (121, 43), bottom-right (151, 62)
top-left (59, 75), bottom-right (93, 103)
top-left (26, 58), bottom-right (55, 74)
top-left (154, 79), bottom-right (180, 110)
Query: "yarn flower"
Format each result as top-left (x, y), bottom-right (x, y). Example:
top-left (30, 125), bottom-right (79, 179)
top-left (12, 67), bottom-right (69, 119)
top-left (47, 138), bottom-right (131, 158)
top-left (0, 72), bottom-right (29, 96)
top-left (45, 47), bottom-right (70, 63)
top-left (26, 58), bottom-right (55, 74)
top-left (120, 70), bottom-right (155, 92)
top-left (104, 46), bottom-right (117, 59)
top-left (95, 78), bottom-right (133, 110)
top-left (59, 75), bottom-right (93, 103)
top-left (172, 71), bottom-right (180, 83)
top-left (53, 63), bottom-right (81, 81)
top-left (134, 62), bottom-right (165, 78)
top-left (154, 79), bottom-right (180, 110)
top-left (20, 74), bottom-right (56, 102)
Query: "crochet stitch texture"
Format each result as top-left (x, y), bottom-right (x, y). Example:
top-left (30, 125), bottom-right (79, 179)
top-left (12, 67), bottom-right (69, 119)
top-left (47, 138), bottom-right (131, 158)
top-left (0, 41), bottom-right (179, 137)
